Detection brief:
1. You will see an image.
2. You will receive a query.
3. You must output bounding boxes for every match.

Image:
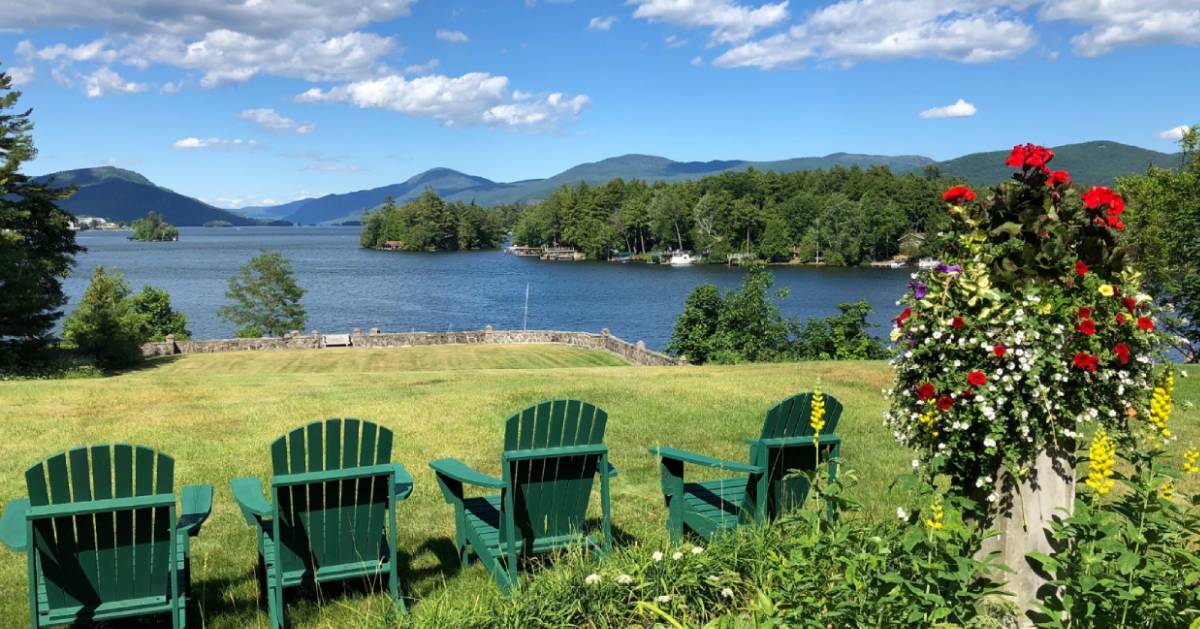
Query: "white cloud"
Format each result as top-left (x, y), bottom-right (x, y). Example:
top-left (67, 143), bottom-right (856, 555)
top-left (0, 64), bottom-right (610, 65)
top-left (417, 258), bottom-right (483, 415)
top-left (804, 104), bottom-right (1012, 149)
top-left (588, 16), bottom-right (618, 30)
top-left (281, 150), bottom-right (361, 172)
top-left (436, 29), bottom-right (470, 44)
top-left (173, 136), bottom-right (259, 150)
top-left (32, 38), bottom-right (118, 63)
top-left (919, 98), bottom-right (978, 119)
top-left (239, 108), bottom-right (316, 134)
top-left (7, 66), bottom-right (35, 86)
top-left (122, 29), bottom-right (396, 87)
top-left (690, 55), bottom-right (704, 65)
top-left (1159, 124), bottom-right (1193, 140)
top-left (0, 1), bottom-right (416, 39)
top-left (403, 58), bottom-right (440, 74)
top-left (629, 0), bottom-right (790, 44)
top-left (714, 1), bottom-right (1036, 69)
top-left (296, 72), bottom-right (589, 130)
top-left (3, 1), bottom-right (411, 90)
top-left (1039, 0), bottom-right (1200, 56)
top-left (665, 34), bottom-right (689, 48)
top-left (160, 80), bottom-right (183, 93)
top-left (83, 67), bottom-right (147, 97)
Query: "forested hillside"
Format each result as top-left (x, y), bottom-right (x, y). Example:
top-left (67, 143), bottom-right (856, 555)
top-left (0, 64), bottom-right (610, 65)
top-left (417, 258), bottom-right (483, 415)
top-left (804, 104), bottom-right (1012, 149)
top-left (512, 166), bottom-right (949, 265)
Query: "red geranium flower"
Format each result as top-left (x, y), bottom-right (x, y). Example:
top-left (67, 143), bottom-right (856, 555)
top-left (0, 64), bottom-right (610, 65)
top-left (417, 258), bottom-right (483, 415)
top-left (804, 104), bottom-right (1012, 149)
top-left (1078, 306), bottom-right (1092, 319)
top-left (1138, 317), bottom-right (1154, 331)
top-left (1075, 260), bottom-right (1089, 277)
top-left (896, 307), bottom-right (912, 327)
top-left (1073, 352), bottom-right (1100, 372)
top-left (942, 185), bottom-right (976, 204)
top-left (1116, 313), bottom-right (1126, 325)
top-left (937, 396), bottom-right (954, 411)
top-left (1122, 297), bottom-right (1136, 312)
top-left (1114, 341), bottom-right (1130, 366)
top-left (967, 370), bottom-right (987, 386)
top-left (1048, 170), bottom-right (1071, 187)
top-left (917, 383), bottom-right (936, 400)
top-left (952, 316), bottom-right (965, 330)
top-left (1078, 319), bottom-right (1097, 335)
top-left (993, 344), bottom-right (1007, 357)
top-left (1006, 143), bottom-right (1054, 173)
top-left (1081, 187), bottom-right (1126, 231)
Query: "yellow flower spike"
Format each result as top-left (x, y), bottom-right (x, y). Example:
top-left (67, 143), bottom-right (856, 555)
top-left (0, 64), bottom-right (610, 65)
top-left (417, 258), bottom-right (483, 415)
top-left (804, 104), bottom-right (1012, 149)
top-left (809, 388), bottom-right (826, 446)
top-left (924, 497), bottom-right (945, 530)
top-left (1039, 303), bottom-right (1053, 315)
top-left (1183, 448), bottom-right (1200, 476)
top-left (1148, 371), bottom-right (1175, 442)
top-left (1098, 284), bottom-right (1115, 297)
top-left (1086, 429), bottom-right (1117, 496)
top-left (917, 409), bottom-right (939, 441)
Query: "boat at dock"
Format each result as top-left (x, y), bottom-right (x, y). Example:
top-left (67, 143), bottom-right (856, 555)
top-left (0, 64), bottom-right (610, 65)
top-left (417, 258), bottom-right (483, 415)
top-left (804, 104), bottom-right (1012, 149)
top-left (669, 251), bottom-right (696, 266)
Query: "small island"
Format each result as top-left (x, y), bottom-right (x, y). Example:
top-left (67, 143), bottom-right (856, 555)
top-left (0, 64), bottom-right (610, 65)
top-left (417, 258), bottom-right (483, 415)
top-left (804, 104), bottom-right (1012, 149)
top-left (359, 188), bottom-right (503, 251)
top-left (130, 211), bottom-right (179, 242)
top-left (203, 219), bottom-right (233, 228)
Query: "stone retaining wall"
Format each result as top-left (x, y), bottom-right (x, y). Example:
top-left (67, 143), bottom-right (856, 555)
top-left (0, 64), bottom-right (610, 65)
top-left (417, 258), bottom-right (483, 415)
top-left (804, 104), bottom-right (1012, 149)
top-left (141, 326), bottom-right (677, 366)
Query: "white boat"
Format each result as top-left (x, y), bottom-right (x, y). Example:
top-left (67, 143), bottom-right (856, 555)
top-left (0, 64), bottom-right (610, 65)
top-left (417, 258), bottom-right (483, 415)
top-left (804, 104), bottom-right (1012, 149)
top-left (669, 251), bottom-right (696, 266)
top-left (887, 260), bottom-right (906, 269)
top-left (917, 258), bottom-right (940, 270)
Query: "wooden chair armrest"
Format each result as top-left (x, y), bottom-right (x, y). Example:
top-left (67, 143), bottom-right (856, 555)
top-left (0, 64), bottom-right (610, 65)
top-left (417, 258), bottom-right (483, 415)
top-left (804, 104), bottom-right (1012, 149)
top-left (392, 463), bottom-right (414, 501)
top-left (178, 485), bottom-right (213, 536)
top-left (0, 499), bottom-right (30, 552)
top-left (649, 446), bottom-right (764, 474)
top-left (429, 458), bottom-right (505, 489)
top-left (231, 477), bottom-right (271, 526)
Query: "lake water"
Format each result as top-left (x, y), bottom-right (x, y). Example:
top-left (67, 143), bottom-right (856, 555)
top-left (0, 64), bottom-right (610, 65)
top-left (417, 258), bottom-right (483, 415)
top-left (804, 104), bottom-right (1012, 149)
top-left (64, 227), bottom-right (912, 350)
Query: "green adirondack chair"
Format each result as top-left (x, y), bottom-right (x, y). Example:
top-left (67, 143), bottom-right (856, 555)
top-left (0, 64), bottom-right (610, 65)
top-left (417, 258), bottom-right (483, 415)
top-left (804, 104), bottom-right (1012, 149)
top-left (0, 444), bottom-right (213, 628)
top-left (430, 400), bottom-right (616, 593)
top-left (231, 418), bottom-right (414, 627)
top-left (649, 392), bottom-right (843, 542)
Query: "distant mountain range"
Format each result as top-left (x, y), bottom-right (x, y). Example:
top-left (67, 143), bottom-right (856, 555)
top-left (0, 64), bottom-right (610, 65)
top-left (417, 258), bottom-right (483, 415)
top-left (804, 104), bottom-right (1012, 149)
top-left (34, 141), bottom-right (1181, 226)
top-left (33, 167), bottom-right (262, 227)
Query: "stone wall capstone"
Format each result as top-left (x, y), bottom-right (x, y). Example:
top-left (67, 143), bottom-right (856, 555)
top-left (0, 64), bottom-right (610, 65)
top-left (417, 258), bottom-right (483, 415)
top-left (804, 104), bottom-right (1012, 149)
top-left (141, 328), bottom-right (677, 366)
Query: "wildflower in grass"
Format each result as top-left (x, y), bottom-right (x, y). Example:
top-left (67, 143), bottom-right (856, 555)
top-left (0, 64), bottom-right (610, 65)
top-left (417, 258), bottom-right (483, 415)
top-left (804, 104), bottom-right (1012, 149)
top-left (617, 574), bottom-right (634, 585)
top-left (652, 551), bottom-right (664, 562)
top-left (672, 551), bottom-right (684, 561)
top-left (1159, 479), bottom-right (1174, 502)
top-left (721, 587), bottom-right (734, 599)
top-left (585, 573), bottom-right (601, 585)
top-left (924, 497), bottom-right (944, 530)
top-left (655, 595), bottom-right (671, 604)
top-left (809, 388), bottom-right (826, 444)
top-left (1184, 448), bottom-right (1200, 475)
top-left (1148, 370), bottom-right (1174, 440)
top-left (1086, 429), bottom-right (1117, 496)
top-left (897, 506), bottom-right (909, 522)
top-left (691, 546), bottom-right (704, 555)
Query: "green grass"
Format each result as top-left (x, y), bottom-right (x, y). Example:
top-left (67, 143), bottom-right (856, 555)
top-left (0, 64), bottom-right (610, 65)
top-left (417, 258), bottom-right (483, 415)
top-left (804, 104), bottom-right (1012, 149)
top-left (1, 344), bottom-right (1197, 627)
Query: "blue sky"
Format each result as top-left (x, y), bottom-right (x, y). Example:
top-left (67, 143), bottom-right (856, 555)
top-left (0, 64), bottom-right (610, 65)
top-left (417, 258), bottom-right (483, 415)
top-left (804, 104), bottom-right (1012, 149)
top-left (1, 0), bottom-right (1197, 208)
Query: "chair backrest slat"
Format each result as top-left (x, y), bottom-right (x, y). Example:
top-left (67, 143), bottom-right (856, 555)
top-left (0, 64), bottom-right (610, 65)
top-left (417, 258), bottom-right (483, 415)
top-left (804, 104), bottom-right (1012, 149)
top-left (502, 401), bottom-right (607, 546)
top-left (752, 393), bottom-right (843, 517)
top-left (23, 445), bottom-right (177, 615)
top-left (269, 419), bottom-right (394, 578)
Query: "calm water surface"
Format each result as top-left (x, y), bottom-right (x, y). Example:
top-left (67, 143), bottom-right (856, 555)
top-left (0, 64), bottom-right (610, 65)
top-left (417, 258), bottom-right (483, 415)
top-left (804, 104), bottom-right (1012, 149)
top-left (65, 227), bottom-right (912, 350)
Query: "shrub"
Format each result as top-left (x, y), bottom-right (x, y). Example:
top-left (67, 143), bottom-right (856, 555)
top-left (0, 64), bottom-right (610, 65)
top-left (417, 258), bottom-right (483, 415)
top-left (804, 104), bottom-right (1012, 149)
top-left (218, 250), bottom-right (307, 338)
top-left (130, 285), bottom-right (190, 341)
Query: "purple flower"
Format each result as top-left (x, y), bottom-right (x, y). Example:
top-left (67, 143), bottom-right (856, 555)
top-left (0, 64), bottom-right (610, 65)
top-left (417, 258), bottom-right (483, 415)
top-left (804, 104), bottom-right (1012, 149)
top-left (934, 264), bottom-right (962, 274)
top-left (908, 280), bottom-right (928, 299)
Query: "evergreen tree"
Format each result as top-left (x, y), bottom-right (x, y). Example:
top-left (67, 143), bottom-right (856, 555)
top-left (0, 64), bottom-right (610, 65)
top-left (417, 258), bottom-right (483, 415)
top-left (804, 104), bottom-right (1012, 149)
top-left (0, 67), bottom-right (82, 366)
top-left (61, 267), bottom-right (147, 368)
top-left (218, 251), bottom-right (307, 338)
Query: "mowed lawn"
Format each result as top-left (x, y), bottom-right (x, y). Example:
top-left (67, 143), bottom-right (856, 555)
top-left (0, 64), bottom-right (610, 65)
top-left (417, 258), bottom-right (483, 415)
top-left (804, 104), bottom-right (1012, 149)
top-left (1, 343), bottom-right (1197, 627)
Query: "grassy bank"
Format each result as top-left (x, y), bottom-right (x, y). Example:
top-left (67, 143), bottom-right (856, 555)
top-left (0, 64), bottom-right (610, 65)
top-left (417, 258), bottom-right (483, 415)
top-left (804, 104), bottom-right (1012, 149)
top-left (0, 344), bottom-right (1196, 627)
